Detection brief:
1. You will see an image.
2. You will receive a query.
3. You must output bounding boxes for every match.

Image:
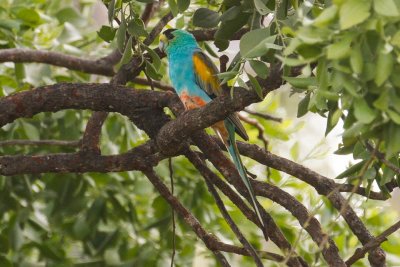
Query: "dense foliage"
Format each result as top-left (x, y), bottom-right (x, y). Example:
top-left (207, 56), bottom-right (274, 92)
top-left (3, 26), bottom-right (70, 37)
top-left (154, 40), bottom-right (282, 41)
top-left (0, 0), bottom-right (399, 266)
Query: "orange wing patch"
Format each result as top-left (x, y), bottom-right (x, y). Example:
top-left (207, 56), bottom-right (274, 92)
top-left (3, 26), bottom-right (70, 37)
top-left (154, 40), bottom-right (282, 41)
top-left (193, 54), bottom-right (220, 94)
top-left (180, 91), bottom-right (207, 110)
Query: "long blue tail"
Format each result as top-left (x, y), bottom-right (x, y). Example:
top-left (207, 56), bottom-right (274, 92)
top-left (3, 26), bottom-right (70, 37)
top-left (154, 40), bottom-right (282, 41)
top-left (224, 120), bottom-right (264, 226)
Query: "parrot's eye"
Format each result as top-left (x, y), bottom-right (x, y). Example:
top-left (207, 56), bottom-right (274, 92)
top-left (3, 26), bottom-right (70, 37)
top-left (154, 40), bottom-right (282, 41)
top-left (163, 29), bottom-right (177, 40)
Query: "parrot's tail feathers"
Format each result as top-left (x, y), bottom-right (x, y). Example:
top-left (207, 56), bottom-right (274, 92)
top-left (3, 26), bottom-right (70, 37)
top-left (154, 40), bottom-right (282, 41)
top-left (226, 138), bottom-right (264, 227)
top-left (212, 121), bottom-right (264, 227)
top-left (223, 120), bottom-right (264, 227)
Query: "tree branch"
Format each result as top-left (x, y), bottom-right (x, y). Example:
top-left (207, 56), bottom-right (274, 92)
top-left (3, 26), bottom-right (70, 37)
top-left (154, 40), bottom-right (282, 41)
top-left (346, 220), bottom-right (400, 266)
top-left (0, 139), bottom-right (80, 147)
top-left (202, 173), bottom-right (264, 267)
top-left (0, 141), bottom-right (161, 175)
top-left (231, 141), bottom-right (386, 266)
top-left (0, 48), bottom-right (115, 76)
top-left (142, 168), bottom-right (284, 265)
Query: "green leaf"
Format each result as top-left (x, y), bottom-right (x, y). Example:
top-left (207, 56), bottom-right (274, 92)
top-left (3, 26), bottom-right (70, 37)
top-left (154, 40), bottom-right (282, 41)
top-left (339, 0), bottom-right (371, 30)
top-left (297, 93), bottom-right (311, 117)
top-left (364, 168), bottom-right (377, 181)
top-left (326, 109), bottom-right (342, 135)
top-left (249, 60), bottom-right (269, 79)
top-left (391, 31), bottom-right (400, 47)
top-left (97, 25), bottom-right (116, 42)
top-left (248, 74), bottom-right (263, 100)
top-left (177, 0), bottom-right (190, 12)
top-left (220, 6), bottom-right (241, 22)
top-left (373, 89), bottom-right (389, 110)
top-left (375, 50), bottom-right (393, 86)
top-left (116, 17), bottom-right (127, 53)
top-left (276, 55), bottom-right (313, 66)
top-left (382, 165), bottom-right (395, 185)
top-left (326, 36), bottom-right (352, 59)
top-left (108, 0), bottom-right (116, 26)
top-left (343, 121), bottom-right (367, 139)
top-left (237, 76), bottom-right (249, 90)
top-left (297, 27), bottom-right (331, 44)
top-left (203, 42), bottom-right (219, 58)
top-left (254, 0), bottom-right (271, 15)
top-left (353, 98), bottom-right (377, 124)
top-left (373, 0), bottom-right (400, 17)
top-left (21, 122), bottom-right (40, 140)
top-left (73, 216), bottom-right (91, 239)
top-left (142, 45), bottom-right (161, 70)
top-left (168, 0), bottom-right (179, 16)
top-left (115, 36), bottom-right (132, 70)
top-left (193, 8), bottom-right (220, 28)
top-left (342, 75), bottom-right (360, 97)
top-left (240, 29), bottom-right (275, 58)
top-left (15, 7), bottom-right (41, 25)
top-left (128, 18), bottom-right (148, 37)
top-left (336, 160), bottom-right (366, 179)
top-left (216, 71), bottom-right (237, 84)
top-left (0, 19), bottom-right (21, 31)
top-left (10, 221), bottom-right (24, 250)
top-left (387, 109), bottom-right (400, 124)
top-left (276, 0), bottom-right (289, 19)
top-left (385, 123), bottom-right (400, 158)
top-left (313, 5), bottom-right (338, 27)
top-left (350, 45), bottom-right (363, 74)
top-left (56, 7), bottom-right (85, 26)
top-left (145, 61), bottom-right (163, 80)
top-left (214, 38), bottom-right (230, 51)
top-left (215, 13), bottom-right (249, 40)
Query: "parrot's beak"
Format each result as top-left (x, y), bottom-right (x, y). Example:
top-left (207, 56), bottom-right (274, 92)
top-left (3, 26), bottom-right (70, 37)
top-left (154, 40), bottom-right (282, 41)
top-left (159, 34), bottom-right (168, 53)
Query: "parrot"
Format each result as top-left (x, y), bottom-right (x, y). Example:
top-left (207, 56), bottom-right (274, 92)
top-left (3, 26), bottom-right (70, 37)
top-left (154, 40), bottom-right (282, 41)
top-left (159, 29), bottom-right (263, 226)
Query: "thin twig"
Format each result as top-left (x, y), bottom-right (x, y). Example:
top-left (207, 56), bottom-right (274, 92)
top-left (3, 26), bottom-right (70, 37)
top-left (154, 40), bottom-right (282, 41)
top-left (168, 158), bottom-right (176, 267)
top-left (203, 175), bottom-right (264, 267)
top-left (365, 141), bottom-right (400, 175)
top-left (346, 220), bottom-right (400, 265)
top-left (238, 114), bottom-right (269, 149)
top-left (0, 139), bottom-right (80, 147)
top-left (244, 109), bottom-right (282, 123)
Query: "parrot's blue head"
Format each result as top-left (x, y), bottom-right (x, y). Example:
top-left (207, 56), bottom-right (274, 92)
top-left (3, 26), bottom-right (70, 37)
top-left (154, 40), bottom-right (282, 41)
top-left (159, 29), bottom-right (198, 56)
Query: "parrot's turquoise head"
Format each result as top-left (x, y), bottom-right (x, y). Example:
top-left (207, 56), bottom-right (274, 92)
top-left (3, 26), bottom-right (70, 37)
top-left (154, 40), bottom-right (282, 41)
top-left (159, 29), bottom-right (198, 55)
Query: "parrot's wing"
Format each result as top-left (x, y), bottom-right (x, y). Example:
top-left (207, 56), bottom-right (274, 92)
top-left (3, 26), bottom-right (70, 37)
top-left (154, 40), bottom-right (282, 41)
top-left (192, 50), bottom-right (221, 98)
top-left (192, 50), bottom-right (248, 141)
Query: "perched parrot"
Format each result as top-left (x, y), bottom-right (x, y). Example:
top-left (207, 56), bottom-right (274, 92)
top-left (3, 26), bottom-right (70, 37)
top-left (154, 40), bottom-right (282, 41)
top-left (159, 29), bottom-right (263, 225)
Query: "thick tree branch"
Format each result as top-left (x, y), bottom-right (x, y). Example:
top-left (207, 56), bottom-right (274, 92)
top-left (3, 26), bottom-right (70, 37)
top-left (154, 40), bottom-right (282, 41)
top-left (0, 48), bottom-right (116, 76)
top-left (0, 83), bottom-right (174, 127)
top-left (0, 141), bottom-right (161, 175)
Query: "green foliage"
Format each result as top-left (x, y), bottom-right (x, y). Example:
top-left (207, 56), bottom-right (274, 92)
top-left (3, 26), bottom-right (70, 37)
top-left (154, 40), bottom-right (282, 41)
top-left (281, 0), bottom-right (400, 189)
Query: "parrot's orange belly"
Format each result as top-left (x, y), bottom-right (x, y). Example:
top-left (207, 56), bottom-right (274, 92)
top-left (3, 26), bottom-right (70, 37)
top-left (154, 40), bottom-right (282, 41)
top-left (179, 91), bottom-right (207, 110)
